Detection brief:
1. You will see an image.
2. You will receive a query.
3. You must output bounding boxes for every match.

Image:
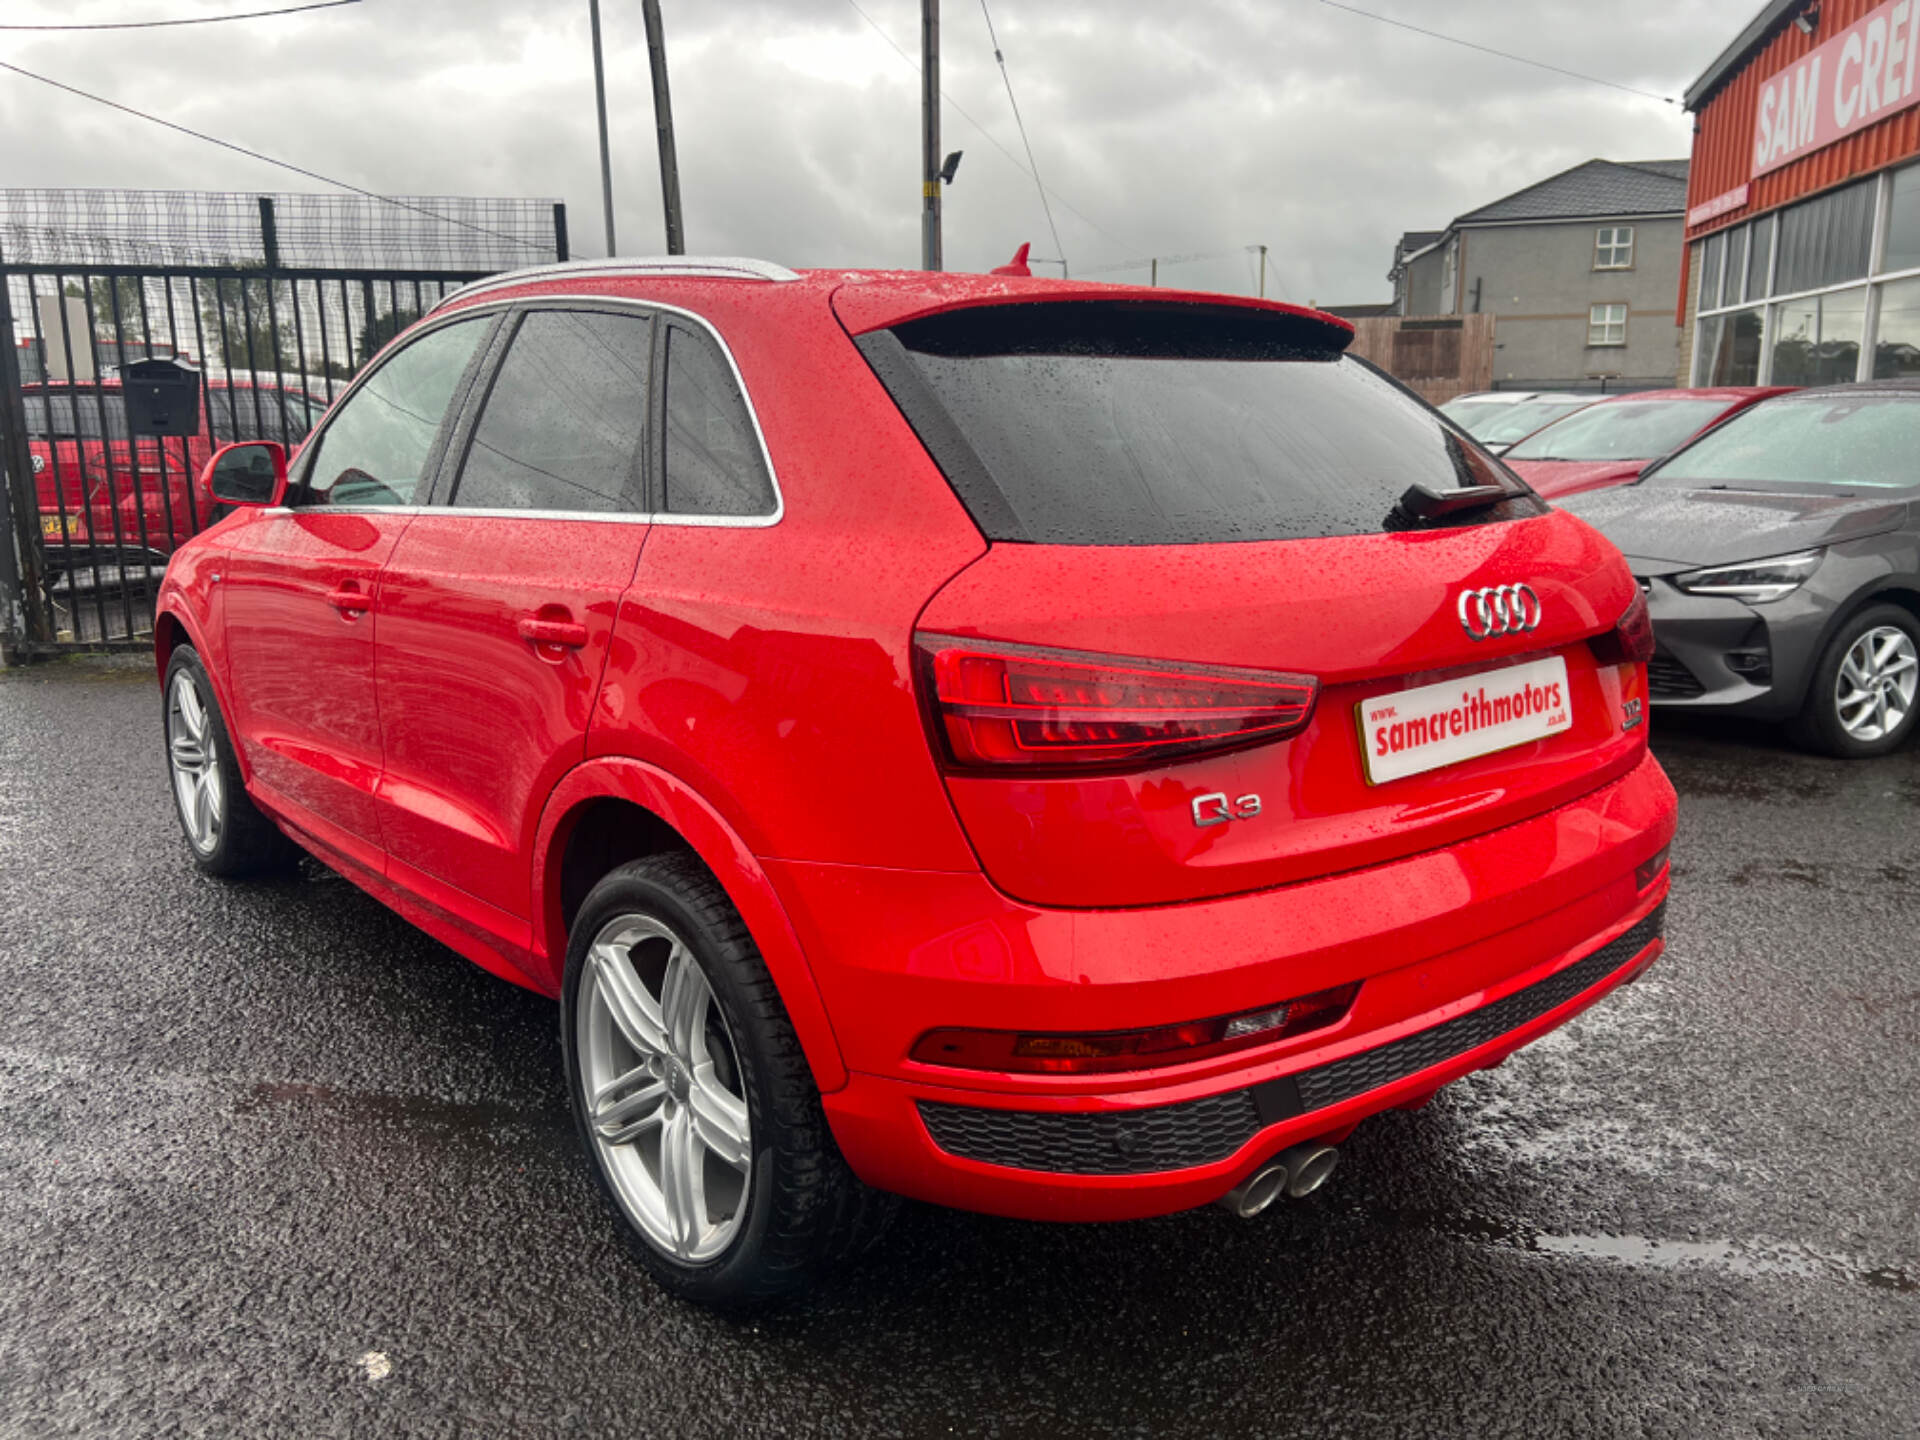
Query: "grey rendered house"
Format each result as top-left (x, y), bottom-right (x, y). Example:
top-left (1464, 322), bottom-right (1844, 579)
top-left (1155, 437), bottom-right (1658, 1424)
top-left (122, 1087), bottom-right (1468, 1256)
top-left (1389, 159), bottom-right (1690, 390)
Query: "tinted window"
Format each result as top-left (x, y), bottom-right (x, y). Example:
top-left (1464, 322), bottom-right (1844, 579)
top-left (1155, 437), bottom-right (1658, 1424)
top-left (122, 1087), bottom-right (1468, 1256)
top-left (1507, 400), bottom-right (1727, 462)
top-left (22, 390), bottom-right (128, 441)
top-left (1652, 396), bottom-right (1919, 489)
top-left (868, 304), bottom-right (1537, 545)
top-left (209, 387), bottom-right (314, 445)
top-left (452, 310), bottom-right (652, 513)
top-left (1887, 164), bottom-right (1920, 276)
top-left (1747, 218), bottom-right (1773, 298)
top-left (1775, 180), bottom-right (1875, 296)
top-left (299, 318), bottom-right (487, 506)
top-left (662, 323), bottom-right (775, 516)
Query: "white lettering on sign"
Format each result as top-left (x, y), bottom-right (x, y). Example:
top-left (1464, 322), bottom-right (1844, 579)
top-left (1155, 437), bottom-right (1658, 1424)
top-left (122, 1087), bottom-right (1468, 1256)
top-left (1358, 656), bottom-right (1572, 786)
top-left (1753, 0), bottom-right (1920, 177)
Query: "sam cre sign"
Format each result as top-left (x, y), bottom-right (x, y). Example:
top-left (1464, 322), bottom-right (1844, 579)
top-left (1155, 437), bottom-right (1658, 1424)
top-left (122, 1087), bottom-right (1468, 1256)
top-left (1753, 0), bottom-right (1920, 176)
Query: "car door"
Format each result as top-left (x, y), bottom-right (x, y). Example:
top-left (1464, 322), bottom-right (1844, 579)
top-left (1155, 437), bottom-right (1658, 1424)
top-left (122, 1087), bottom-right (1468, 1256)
top-left (218, 313), bottom-right (497, 868)
top-left (372, 305), bottom-right (654, 928)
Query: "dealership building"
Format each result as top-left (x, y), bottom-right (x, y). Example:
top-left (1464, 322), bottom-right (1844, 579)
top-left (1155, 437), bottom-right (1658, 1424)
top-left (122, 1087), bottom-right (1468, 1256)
top-left (1683, 0), bottom-right (1920, 386)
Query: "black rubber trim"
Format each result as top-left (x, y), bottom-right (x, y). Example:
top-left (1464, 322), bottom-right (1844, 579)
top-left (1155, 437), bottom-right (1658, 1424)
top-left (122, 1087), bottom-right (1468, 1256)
top-left (917, 904), bottom-right (1664, 1176)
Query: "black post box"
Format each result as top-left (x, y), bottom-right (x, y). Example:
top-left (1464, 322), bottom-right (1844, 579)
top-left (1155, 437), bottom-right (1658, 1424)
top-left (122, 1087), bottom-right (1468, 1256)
top-left (123, 358), bottom-right (203, 438)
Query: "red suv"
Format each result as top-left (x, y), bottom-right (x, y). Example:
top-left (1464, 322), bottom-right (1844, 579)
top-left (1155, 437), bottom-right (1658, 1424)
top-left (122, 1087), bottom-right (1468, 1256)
top-left (153, 259), bottom-right (1675, 1307)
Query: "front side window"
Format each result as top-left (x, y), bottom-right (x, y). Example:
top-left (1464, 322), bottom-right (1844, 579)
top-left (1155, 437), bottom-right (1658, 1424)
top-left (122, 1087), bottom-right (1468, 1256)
top-left (1595, 226), bottom-right (1635, 269)
top-left (661, 322), bottom-right (776, 517)
top-left (1651, 395), bottom-right (1919, 490)
top-left (1588, 304), bottom-right (1628, 346)
top-left (450, 309), bottom-right (652, 514)
top-left (297, 317), bottom-right (489, 507)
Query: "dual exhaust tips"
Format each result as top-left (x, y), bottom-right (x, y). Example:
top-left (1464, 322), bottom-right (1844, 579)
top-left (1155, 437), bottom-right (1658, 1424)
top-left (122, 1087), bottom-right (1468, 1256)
top-left (1218, 1142), bottom-right (1339, 1219)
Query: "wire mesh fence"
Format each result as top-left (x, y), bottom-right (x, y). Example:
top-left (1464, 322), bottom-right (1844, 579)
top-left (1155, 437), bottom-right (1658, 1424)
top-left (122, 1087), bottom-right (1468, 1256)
top-left (1, 188), bottom-right (566, 272)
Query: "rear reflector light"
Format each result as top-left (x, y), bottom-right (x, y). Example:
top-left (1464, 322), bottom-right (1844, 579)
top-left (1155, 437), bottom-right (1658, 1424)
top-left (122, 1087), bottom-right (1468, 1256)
top-left (910, 984), bottom-right (1360, 1075)
top-left (914, 632), bottom-right (1318, 772)
top-left (1590, 590), bottom-right (1655, 666)
top-left (1635, 845), bottom-right (1670, 891)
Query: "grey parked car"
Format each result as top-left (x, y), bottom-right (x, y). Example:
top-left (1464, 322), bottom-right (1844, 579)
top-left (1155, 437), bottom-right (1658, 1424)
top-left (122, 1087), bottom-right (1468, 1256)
top-left (1560, 381), bottom-right (1920, 758)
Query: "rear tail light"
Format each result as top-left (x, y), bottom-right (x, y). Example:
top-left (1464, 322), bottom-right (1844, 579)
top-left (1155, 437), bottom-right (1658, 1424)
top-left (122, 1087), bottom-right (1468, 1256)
top-left (910, 983), bottom-right (1360, 1075)
top-left (1590, 590), bottom-right (1655, 666)
top-left (914, 632), bottom-right (1318, 772)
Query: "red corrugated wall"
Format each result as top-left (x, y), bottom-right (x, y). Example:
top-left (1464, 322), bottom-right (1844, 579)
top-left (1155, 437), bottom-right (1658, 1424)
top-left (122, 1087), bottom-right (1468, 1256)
top-left (1688, 0), bottom-right (1920, 242)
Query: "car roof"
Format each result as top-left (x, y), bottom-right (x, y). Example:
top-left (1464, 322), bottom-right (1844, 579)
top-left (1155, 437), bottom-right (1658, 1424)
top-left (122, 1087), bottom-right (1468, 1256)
top-left (1446, 391), bottom-right (1588, 405)
top-left (430, 256), bottom-right (1358, 346)
top-left (1781, 378), bottom-right (1920, 399)
top-left (1578, 386), bottom-right (1796, 406)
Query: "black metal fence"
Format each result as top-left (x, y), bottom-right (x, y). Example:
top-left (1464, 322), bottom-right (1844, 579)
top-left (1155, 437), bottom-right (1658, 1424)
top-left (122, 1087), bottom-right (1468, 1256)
top-left (0, 190), bottom-right (566, 657)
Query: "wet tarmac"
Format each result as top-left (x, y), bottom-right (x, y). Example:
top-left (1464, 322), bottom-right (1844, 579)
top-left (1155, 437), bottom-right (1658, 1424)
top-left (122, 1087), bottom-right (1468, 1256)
top-left (0, 658), bottom-right (1914, 1437)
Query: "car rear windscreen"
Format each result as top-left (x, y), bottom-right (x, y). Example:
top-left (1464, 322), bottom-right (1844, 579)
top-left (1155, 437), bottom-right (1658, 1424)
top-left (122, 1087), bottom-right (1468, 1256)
top-left (858, 302), bottom-right (1538, 545)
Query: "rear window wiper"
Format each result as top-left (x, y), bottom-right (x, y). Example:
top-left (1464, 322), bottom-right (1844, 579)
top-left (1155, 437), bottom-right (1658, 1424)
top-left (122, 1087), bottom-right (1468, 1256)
top-left (1395, 482), bottom-right (1510, 523)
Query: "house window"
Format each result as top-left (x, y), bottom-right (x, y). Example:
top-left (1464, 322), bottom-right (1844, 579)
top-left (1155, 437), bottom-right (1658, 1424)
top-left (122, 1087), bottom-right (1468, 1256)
top-left (1595, 226), bottom-right (1635, 269)
top-left (1588, 303), bottom-right (1628, 346)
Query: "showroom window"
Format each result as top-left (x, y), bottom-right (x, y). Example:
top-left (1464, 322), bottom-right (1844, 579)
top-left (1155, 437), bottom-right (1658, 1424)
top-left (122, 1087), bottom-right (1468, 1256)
top-left (1588, 303), bottom-right (1627, 346)
top-left (1693, 162), bottom-right (1920, 386)
top-left (1595, 226), bottom-right (1634, 269)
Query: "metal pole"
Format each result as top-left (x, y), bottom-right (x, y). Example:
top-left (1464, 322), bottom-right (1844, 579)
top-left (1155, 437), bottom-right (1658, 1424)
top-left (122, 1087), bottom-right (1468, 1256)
top-left (921, 0), bottom-right (942, 271)
top-left (642, 0), bottom-right (686, 256)
top-left (1150, 257), bottom-right (1157, 286)
top-left (589, 0), bottom-right (618, 257)
top-left (1257, 244), bottom-right (1268, 298)
top-left (0, 256), bottom-right (52, 655)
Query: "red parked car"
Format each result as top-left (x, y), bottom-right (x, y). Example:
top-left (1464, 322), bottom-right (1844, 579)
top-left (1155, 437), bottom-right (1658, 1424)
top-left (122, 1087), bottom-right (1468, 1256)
top-left (1502, 387), bottom-right (1793, 501)
top-left (154, 260), bottom-right (1675, 1307)
top-left (28, 374), bottom-right (326, 569)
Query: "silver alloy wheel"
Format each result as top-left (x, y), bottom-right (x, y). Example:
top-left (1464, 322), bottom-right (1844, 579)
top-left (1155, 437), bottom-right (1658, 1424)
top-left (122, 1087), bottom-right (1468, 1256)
top-left (1834, 625), bottom-right (1920, 743)
top-left (167, 671), bottom-right (224, 854)
top-left (578, 914), bottom-right (753, 1263)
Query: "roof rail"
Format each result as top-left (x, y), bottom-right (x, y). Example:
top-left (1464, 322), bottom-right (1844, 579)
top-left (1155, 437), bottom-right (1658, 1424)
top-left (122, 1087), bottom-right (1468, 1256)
top-left (432, 256), bottom-right (801, 311)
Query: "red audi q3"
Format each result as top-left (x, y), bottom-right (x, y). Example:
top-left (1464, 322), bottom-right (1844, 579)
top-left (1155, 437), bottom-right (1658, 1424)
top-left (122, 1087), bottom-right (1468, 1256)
top-left (153, 259), bottom-right (1674, 1307)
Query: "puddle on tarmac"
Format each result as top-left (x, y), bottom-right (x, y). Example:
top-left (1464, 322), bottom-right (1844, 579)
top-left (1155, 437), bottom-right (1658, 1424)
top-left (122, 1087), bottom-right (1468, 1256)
top-left (1366, 1205), bottom-right (1917, 1295)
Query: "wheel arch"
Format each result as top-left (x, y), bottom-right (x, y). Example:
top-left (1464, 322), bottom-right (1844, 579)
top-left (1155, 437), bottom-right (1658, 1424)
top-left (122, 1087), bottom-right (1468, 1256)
top-left (531, 757), bottom-right (849, 1093)
top-left (153, 602), bottom-right (259, 788)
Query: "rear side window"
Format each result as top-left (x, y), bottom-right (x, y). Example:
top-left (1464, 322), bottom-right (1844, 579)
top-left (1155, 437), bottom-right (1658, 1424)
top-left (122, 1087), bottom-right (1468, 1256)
top-left (662, 322), bottom-right (775, 517)
top-left (860, 302), bottom-right (1535, 545)
top-left (452, 309), bottom-right (653, 513)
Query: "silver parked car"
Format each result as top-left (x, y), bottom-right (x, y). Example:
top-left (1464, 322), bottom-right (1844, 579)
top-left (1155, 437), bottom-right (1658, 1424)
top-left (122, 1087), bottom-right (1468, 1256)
top-left (1560, 381), bottom-right (1920, 757)
top-left (1438, 391), bottom-right (1595, 454)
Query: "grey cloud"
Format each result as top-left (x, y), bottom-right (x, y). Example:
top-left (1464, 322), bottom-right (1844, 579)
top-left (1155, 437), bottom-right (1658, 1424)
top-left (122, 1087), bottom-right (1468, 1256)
top-left (0, 0), bottom-right (1744, 303)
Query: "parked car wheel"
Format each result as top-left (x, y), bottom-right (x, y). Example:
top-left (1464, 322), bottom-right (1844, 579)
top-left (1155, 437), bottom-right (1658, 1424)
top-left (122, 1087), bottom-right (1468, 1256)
top-left (561, 852), bottom-right (896, 1308)
top-left (162, 646), bottom-right (299, 876)
top-left (1791, 604), bottom-right (1920, 758)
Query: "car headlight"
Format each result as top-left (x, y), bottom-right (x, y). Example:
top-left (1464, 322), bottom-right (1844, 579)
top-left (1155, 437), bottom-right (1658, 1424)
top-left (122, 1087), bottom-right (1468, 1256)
top-left (1672, 549), bottom-right (1823, 604)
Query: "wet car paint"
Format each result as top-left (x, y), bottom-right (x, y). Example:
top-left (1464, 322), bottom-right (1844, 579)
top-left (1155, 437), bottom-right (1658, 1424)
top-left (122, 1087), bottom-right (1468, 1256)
top-left (0, 660), bottom-right (1912, 1435)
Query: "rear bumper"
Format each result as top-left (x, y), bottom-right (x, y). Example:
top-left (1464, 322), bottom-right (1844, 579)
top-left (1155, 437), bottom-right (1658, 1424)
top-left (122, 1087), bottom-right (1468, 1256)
top-left (768, 748), bottom-right (1676, 1221)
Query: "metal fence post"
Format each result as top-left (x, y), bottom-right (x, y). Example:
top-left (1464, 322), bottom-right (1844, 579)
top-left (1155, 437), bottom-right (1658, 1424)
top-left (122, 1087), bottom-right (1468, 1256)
top-left (0, 252), bottom-right (54, 659)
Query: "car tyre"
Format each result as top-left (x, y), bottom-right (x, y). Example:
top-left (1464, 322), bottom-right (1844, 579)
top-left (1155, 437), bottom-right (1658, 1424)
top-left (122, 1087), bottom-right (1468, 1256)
top-left (162, 645), bottom-right (300, 877)
top-left (561, 851), bottom-right (897, 1308)
top-left (1789, 603), bottom-right (1920, 758)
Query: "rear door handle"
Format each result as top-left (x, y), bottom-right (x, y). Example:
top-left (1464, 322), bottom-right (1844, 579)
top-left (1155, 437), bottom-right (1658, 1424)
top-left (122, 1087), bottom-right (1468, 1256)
top-left (325, 586), bottom-right (373, 614)
top-left (517, 617), bottom-right (589, 648)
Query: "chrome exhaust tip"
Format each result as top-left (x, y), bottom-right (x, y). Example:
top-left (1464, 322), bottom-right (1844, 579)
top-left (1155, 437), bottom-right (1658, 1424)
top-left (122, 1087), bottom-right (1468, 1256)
top-left (1218, 1159), bottom-right (1291, 1219)
top-left (1281, 1142), bottom-right (1339, 1199)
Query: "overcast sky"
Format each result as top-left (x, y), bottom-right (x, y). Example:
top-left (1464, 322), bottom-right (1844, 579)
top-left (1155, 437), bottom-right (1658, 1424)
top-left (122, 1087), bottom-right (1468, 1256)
top-left (2, 0), bottom-right (1754, 302)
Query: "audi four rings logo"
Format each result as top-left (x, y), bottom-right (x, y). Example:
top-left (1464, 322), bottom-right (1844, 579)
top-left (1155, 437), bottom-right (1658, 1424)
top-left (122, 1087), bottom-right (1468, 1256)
top-left (1457, 584), bottom-right (1543, 640)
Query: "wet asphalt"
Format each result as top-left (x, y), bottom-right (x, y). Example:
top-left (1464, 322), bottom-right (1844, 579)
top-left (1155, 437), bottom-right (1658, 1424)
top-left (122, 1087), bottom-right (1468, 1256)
top-left (0, 656), bottom-right (1914, 1439)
